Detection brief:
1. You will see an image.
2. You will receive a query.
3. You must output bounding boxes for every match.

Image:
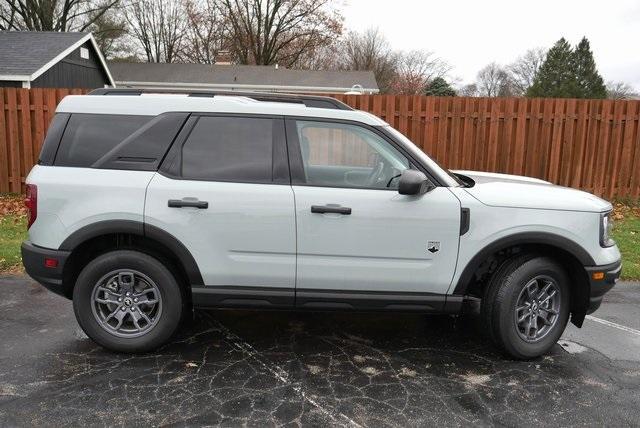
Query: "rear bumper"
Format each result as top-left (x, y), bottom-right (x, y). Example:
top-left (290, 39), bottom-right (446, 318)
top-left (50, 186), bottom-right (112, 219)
top-left (21, 241), bottom-right (71, 298)
top-left (585, 260), bottom-right (621, 313)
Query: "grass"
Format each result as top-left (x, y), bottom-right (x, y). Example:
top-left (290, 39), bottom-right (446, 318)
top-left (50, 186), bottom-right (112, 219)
top-left (0, 194), bottom-right (638, 280)
top-left (0, 214), bottom-right (26, 273)
top-left (612, 207), bottom-right (640, 280)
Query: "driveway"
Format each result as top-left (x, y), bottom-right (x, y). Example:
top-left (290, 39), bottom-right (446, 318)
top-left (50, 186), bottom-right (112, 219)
top-left (1, 276), bottom-right (639, 426)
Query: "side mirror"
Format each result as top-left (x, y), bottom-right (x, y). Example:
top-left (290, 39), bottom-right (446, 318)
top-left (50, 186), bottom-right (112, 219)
top-left (398, 169), bottom-right (434, 195)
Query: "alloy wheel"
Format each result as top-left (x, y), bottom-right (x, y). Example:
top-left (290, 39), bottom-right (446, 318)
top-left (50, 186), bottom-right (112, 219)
top-left (514, 275), bottom-right (561, 342)
top-left (90, 270), bottom-right (162, 338)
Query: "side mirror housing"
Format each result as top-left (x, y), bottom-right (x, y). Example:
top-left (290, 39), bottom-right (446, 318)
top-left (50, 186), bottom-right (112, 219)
top-left (398, 169), bottom-right (434, 195)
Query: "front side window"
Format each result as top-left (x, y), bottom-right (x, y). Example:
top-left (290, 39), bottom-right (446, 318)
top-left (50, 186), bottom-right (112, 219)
top-left (295, 120), bottom-right (410, 189)
top-left (180, 116), bottom-right (274, 182)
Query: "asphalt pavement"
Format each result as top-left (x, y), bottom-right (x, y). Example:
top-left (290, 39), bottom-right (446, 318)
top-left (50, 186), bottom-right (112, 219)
top-left (1, 275), bottom-right (639, 427)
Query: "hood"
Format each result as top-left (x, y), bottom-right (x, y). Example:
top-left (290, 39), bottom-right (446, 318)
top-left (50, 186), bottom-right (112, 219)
top-left (452, 170), bottom-right (612, 213)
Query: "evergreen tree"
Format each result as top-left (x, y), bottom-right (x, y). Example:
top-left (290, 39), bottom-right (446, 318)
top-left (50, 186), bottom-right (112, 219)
top-left (527, 38), bottom-right (576, 97)
top-left (573, 37), bottom-right (607, 99)
top-left (424, 77), bottom-right (457, 96)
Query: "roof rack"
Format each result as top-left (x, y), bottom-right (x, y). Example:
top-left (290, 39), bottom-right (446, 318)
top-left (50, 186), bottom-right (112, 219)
top-left (87, 88), bottom-right (353, 111)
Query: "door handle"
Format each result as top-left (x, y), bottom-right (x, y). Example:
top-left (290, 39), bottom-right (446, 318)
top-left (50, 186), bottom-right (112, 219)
top-left (168, 199), bottom-right (209, 209)
top-left (311, 205), bottom-right (352, 215)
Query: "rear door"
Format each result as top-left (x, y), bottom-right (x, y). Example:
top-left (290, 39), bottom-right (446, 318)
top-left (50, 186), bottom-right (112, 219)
top-left (145, 114), bottom-right (296, 307)
top-left (287, 118), bottom-right (461, 310)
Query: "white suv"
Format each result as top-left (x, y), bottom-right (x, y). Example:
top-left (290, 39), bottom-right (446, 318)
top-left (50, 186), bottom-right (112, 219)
top-left (22, 89), bottom-right (621, 359)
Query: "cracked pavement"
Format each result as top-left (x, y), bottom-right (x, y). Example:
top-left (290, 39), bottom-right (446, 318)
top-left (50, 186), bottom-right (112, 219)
top-left (1, 276), bottom-right (639, 426)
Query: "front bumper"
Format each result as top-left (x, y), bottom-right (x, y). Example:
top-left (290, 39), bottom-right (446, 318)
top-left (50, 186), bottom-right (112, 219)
top-left (21, 240), bottom-right (71, 298)
top-left (584, 260), bottom-right (621, 313)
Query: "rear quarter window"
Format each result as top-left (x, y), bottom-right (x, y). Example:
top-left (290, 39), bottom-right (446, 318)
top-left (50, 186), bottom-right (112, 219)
top-left (54, 114), bottom-right (152, 167)
top-left (38, 113), bottom-right (70, 165)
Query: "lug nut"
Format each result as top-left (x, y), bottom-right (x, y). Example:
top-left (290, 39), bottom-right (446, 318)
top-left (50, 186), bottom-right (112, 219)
top-left (134, 298), bottom-right (138, 303)
top-left (118, 297), bottom-right (122, 302)
top-left (121, 307), bottom-right (126, 311)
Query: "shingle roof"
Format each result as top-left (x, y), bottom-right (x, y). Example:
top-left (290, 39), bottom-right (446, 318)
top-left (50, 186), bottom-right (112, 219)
top-left (108, 62), bottom-right (379, 92)
top-left (0, 31), bottom-right (88, 76)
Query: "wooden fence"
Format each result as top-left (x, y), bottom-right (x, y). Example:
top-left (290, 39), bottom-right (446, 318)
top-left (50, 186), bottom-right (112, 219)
top-left (1, 88), bottom-right (640, 199)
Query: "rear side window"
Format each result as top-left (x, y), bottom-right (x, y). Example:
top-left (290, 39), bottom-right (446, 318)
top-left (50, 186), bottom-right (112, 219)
top-left (180, 116), bottom-right (274, 182)
top-left (38, 113), bottom-right (70, 165)
top-left (54, 114), bottom-right (151, 167)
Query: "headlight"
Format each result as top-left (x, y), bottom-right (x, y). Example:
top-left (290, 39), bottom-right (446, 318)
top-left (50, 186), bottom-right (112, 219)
top-left (600, 211), bottom-right (615, 247)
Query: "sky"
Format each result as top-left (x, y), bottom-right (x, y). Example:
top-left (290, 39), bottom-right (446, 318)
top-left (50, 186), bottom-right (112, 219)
top-left (340, 0), bottom-right (640, 91)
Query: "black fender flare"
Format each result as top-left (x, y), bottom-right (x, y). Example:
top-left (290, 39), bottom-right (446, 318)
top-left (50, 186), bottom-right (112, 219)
top-left (59, 220), bottom-right (204, 285)
top-left (452, 232), bottom-right (594, 295)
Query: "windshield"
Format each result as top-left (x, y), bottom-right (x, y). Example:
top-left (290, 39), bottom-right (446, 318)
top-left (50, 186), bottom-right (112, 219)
top-left (382, 126), bottom-right (462, 187)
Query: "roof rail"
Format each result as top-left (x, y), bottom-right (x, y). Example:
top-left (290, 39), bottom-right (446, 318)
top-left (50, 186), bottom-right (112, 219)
top-left (87, 88), bottom-right (353, 110)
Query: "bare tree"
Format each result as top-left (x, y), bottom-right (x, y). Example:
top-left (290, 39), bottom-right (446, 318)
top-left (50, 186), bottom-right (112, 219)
top-left (124, 0), bottom-right (187, 63)
top-left (390, 50), bottom-right (450, 94)
top-left (458, 83), bottom-right (478, 97)
top-left (87, 3), bottom-right (132, 59)
top-left (0, 0), bottom-right (119, 31)
top-left (508, 47), bottom-right (547, 95)
top-left (476, 62), bottom-right (515, 97)
top-left (219, 0), bottom-right (343, 67)
top-left (180, 0), bottom-right (227, 63)
top-left (340, 28), bottom-right (398, 93)
top-left (606, 81), bottom-right (639, 100)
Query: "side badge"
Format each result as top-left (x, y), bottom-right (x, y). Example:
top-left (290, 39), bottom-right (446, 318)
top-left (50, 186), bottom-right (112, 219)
top-left (427, 241), bottom-right (440, 254)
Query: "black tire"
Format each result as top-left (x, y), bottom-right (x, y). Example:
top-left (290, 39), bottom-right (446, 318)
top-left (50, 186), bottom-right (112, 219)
top-left (481, 255), bottom-right (570, 359)
top-left (73, 250), bottom-right (184, 353)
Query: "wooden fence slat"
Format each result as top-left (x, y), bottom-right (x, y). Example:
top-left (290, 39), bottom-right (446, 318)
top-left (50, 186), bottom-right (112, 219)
top-left (583, 100), bottom-right (600, 193)
top-left (411, 95), bottom-right (422, 149)
top-left (487, 98), bottom-right (500, 171)
top-left (5, 88), bottom-right (21, 192)
top-left (607, 101), bottom-right (625, 198)
top-left (423, 97), bottom-right (436, 156)
top-left (512, 98), bottom-right (527, 175)
top-left (547, 99), bottom-right (565, 183)
top-left (559, 99), bottom-right (576, 187)
top-left (0, 89), bottom-right (8, 192)
top-left (474, 98), bottom-right (489, 171)
top-left (460, 97), bottom-right (474, 170)
top-left (595, 100), bottom-right (613, 196)
top-left (31, 88), bottom-right (45, 164)
top-left (18, 89), bottom-right (33, 186)
top-left (436, 98), bottom-right (449, 164)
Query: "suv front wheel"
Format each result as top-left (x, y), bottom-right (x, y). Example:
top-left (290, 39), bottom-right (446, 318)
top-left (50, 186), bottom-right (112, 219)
top-left (482, 255), bottom-right (570, 359)
top-left (73, 250), bottom-right (184, 353)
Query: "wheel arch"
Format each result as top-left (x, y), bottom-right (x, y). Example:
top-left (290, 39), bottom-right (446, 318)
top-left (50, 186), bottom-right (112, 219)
top-left (453, 232), bottom-right (592, 326)
top-left (60, 220), bottom-right (204, 298)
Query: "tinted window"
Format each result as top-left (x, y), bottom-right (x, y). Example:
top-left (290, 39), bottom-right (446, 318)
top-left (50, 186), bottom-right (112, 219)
top-left (181, 116), bottom-right (274, 182)
top-left (295, 121), bottom-right (410, 189)
top-left (54, 114), bottom-right (151, 167)
top-left (38, 113), bottom-right (70, 165)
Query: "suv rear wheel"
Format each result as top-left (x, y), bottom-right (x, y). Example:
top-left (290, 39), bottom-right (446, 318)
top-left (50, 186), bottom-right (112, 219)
top-left (73, 250), bottom-right (184, 353)
top-left (481, 255), bottom-right (570, 359)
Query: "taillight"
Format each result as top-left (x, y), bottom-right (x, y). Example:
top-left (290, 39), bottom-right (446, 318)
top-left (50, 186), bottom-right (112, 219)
top-left (25, 184), bottom-right (37, 229)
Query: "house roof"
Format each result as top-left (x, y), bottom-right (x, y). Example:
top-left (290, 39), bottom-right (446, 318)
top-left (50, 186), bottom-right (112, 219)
top-left (0, 31), bottom-right (114, 84)
top-left (108, 62), bottom-right (379, 93)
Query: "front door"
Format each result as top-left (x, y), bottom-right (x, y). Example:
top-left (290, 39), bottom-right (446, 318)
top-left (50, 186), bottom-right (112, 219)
top-left (286, 119), bottom-right (461, 310)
